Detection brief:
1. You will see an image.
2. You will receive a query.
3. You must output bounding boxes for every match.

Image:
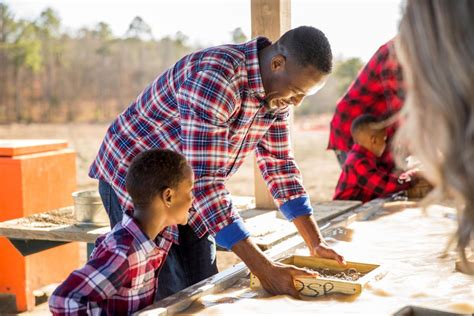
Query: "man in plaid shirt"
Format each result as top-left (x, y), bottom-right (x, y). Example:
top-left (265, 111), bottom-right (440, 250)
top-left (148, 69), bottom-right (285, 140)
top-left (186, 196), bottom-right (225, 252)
top-left (334, 115), bottom-right (414, 202)
top-left (328, 40), bottom-right (404, 170)
top-left (90, 26), bottom-right (345, 300)
top-left (50, 150), bottom-right (194, 315)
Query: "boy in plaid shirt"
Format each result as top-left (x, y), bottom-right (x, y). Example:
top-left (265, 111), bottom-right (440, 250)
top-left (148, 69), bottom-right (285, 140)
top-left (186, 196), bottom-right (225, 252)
top-left (49, 149), bottom-right (194, 315)
top-left (333, 114), bottom-right (416, 202)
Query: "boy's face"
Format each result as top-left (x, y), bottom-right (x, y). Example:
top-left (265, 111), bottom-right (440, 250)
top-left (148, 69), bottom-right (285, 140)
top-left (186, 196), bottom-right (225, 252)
top-left (371, 130), bottom-right (388, 157)
top-left (167, 166), bottom-right (194, 225)
top-left (149, 166), bottom-right (194, 226)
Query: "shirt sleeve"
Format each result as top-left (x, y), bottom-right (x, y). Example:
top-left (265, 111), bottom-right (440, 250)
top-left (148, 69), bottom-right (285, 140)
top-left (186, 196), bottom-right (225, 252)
top-left (177, 70), bottom-right (250, 250)
top-left (354, 158), bottom-right (411, 196)
top-left (255, 109), bottom-right (313, 221)
top-left (48, 249), bottom-right (130, 316)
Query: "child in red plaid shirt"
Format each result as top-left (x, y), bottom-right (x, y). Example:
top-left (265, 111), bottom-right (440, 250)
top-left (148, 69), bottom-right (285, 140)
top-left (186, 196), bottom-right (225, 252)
top-left (333, 114), bottom-right (417, 202)
top-left (49, 149), bottom-right (194, 315)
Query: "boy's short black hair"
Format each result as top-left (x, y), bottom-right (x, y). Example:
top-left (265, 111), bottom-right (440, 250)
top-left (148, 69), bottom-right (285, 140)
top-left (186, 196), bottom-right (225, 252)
top-left (278, 26), bottom-right (332, 73)
top-left (126, 149), bottom-right (189, 211)
top-left (351, 114), bottom-right (383, 137)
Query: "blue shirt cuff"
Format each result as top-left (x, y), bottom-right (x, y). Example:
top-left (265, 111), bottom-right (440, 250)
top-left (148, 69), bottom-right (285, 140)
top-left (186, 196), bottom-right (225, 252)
top-left (280, 196), bottom-right (313, 221)
top-left (214, 219), bottom-right (251, 250)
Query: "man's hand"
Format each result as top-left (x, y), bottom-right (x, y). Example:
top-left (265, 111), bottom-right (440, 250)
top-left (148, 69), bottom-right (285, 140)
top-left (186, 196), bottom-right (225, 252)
top-left (232, 238), bottom-right (317, 298)
top-left (232, 213), bottom-right (347, 299)
top-left (293, 215), bottom-right (346, 265)
top-left (311, 242), bottom-right (346, 265)
top-left (258, 261), bottom-right (318, 298)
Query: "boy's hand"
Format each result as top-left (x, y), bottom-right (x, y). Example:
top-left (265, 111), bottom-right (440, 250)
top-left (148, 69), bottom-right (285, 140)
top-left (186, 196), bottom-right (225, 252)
top-left (311, 243), bottom-right (347, 265)
top-left (399, 168), bottom-right (420, 182)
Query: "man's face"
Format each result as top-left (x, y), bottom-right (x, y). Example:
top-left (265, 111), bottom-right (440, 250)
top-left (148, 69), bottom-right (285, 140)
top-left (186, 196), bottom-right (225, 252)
top-left (264, 55), bottom-right (327, 110)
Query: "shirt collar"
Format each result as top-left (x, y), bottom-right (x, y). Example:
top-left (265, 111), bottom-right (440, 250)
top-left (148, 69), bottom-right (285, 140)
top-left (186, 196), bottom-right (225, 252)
top-left (244, 37), bottom-right (271, 100)
top-left (121, 213), bottom-right (160, 256)
top-left (352, 143), bottom-right (378, 160)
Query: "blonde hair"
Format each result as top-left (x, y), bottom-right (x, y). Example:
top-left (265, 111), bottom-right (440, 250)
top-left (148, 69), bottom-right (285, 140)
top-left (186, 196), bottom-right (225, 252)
top-left (396, 0), bottom-right (474, 272)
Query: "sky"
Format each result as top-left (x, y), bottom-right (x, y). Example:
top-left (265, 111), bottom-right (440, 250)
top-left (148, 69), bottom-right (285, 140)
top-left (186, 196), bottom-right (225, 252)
top-left (5, 0), bottom-right (404, 61)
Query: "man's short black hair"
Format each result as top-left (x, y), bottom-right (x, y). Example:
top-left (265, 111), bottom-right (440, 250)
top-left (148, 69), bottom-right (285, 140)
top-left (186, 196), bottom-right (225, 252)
top-left (351, 114), bottom-right (382, 137)
top-left (126, 149), bottom-right (189, 211)
top-left (278, 26), bottom-right (332, 73)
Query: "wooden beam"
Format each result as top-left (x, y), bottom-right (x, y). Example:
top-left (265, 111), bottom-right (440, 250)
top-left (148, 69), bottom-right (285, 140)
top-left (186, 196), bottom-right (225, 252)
top-left (251, 0), bottom-right (291, 209)
top-left (251, 0), bottom-right (291, 41)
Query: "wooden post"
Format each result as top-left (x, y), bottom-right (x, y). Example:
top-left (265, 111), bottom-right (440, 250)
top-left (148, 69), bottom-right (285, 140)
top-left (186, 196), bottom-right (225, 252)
top-left (251, 0), bottom-right (291, 209)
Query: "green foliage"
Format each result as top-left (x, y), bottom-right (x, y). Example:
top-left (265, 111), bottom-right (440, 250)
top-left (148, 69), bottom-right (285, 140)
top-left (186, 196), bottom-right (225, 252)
top-left (334, 57), bottom-right (364, 95)
top-left (37, 7), bottom-right (60, 38)
top-left (231, 27), bottom-right (247, 44)
top-left (0, 3), bottom-right (17, 43)
top-left (126, 16), bottom-right (153, 40)
top-left (295, 57), bottom-right (364, 117)
top-left (0, 9), bottom-right (197, 123)
top-left (12, 21), bottom-right (42, 72)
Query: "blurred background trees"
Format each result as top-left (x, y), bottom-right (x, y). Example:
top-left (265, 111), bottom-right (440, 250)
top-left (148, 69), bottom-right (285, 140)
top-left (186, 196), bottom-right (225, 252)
top-left (0, 3), bottom-right (364, 124)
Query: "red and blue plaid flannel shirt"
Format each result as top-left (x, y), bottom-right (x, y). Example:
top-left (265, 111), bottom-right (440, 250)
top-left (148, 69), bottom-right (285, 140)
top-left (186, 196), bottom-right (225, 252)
top-left (328, 40), bottom-right (404, 170)
top-left (333, 144), bottom-right (411, 202)
top-left (89, 37), bottom-right (312, 250)
top-left (49, 214), bottom-right (167, 315)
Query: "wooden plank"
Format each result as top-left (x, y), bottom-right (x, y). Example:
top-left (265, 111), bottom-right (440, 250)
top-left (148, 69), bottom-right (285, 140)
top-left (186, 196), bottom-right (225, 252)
top-left (0, 197), bottom-right (256, 244)
top-left (0, 139), bottom-right (68, 157)
top-left (250, 255), bottom-right (386, 297)
top-left (353, 198), bottom-right (391, 221)
top-left (244, 211), bottom-right (297, 250)
top-left (249, 200), bottom-right (361, 250)
top-left (273, 200), bottom-right (361, 222)
top-left (313, 200), bottom-right (362, 223)
top-left (0, 207), bottom-right (109, 243)
top-left (251, 0), bottom-right (291, 209)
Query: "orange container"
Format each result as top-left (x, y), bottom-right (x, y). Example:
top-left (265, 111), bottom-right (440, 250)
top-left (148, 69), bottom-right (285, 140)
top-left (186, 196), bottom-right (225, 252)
top-left (0, 140), bottom-right (80, 312)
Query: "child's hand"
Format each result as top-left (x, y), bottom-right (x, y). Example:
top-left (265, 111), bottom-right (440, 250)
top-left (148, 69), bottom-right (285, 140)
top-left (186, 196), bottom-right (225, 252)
top-left (399, 168), bottom-right (420, 182)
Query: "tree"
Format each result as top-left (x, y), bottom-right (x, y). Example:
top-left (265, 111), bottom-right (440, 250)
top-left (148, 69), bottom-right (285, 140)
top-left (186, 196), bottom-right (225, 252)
top-left (333, 57), bottom-right (364, 95)
top-left (0, 3), bottom-right (18, 121)
top-left (0, 6), bottom-right (202, 124)
top-left (231, 27), bottom-right (247, 44)
top-left (294, 57), bottom-right (364, 116)
top-left (125, 16), bottom-right (152, 41)
top-left (37, 7), bottom-right (62, 121)
top-left (10, 20), bottom-right (42, 121)
top-left (94, 22), bottom-right (114, 121)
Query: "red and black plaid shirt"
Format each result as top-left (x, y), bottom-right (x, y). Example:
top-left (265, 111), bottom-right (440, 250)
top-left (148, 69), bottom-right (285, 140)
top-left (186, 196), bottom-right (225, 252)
top-left (49, 214), bottom-right (167, 315)
top-left (328, 40), bottom-right (404, 160)
top-left (333, 144), bottom-right (411, 202)
top-left (89, 37), bottom-right (312, 250)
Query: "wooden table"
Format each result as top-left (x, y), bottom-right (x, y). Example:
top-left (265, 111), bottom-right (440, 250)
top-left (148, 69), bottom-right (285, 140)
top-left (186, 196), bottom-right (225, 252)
top-left (0, 199), bottom-right (362, 256)
top-left (136, 198), bottom-right (406, 316)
